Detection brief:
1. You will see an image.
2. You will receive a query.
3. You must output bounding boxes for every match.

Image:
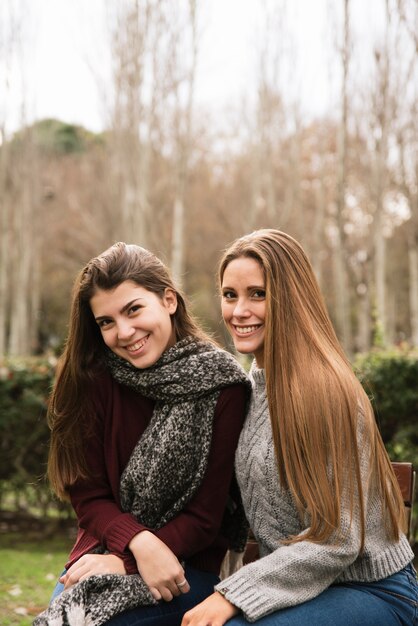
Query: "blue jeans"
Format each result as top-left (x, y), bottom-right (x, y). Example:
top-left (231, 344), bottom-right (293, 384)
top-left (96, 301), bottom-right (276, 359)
top-left (50, 571), bottom-right (65, 603)
top-left (51, 565), bottom-right (219, 625)
top-left (227, 563), bottom-right (418, 626)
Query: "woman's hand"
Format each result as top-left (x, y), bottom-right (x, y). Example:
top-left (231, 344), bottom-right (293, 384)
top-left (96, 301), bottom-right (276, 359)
top-left (129, 530), bottom-right (190, 602)
top-left (60, 554), bottom-right (126, 590)
top-left (181, 592), bottom-right (239, 626)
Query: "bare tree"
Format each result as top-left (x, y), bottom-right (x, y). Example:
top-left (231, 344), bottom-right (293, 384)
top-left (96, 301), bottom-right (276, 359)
top-left (249, 0), bottom-right (287, 230)
top-left (0, 130), bottom-right (11, 356)
top-left (393, 10), bottom-right (418, 344)
top-left (0, 0), bottom-right (41, 356)
top-left (8, 127), bottom-right (41, 356)
top-left (106, 0), bottom-right (156, 248)
top-left (171, 0), bottom-right (199, 285)
top-left (0, 1), bottom-right (19, 356)
top-left (332, 0), bottom-right (353, 352)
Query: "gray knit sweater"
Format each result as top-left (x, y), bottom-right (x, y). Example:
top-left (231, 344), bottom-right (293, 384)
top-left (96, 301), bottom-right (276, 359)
top-left (215, 364), bottom-right (414, 622)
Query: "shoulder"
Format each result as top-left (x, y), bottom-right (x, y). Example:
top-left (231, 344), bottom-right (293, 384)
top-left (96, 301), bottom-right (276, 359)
top-left (87, 368), bottom-right (113, 408)
top-left (215, 383), bottom-right (249, 430)
top-left (217, 383), bottom-right (249, 406)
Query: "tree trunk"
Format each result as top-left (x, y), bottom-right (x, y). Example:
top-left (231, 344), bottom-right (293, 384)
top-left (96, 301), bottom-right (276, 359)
top-left (371, 0), bottom-right (391, 347)
top-left (333, 0), bottom-right (352, 353)
top-left (408, 230), bottom-right (418, 346)
top-left (0, 130), bottom-right (10, 356)
top-left (171, 0), bottom-right (198, 285)
top-left (8, 130), bottom-right (40, 356)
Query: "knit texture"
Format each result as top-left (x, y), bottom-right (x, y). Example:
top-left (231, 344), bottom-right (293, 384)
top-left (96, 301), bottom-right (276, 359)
top-left (215, 362), bottom-right (414, 622)
top-left (34, 338), bottom-right (250, 626)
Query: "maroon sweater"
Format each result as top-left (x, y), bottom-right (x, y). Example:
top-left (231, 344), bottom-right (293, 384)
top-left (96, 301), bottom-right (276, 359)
top-left (66, 371), bottom-right (247, 575)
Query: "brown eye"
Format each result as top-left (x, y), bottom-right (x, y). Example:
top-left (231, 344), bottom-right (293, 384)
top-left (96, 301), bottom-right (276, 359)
top-left (98, 319), bottom-right (112, 328)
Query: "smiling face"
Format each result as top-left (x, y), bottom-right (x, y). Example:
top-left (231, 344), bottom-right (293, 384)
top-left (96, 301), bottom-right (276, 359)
top-left (90, 280), bottom-right (177, 369)
top-left (221, 256), bottom-right (266, 367)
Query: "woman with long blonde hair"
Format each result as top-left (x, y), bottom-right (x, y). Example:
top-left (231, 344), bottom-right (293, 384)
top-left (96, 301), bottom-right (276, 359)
top-left (182, 229), bottom-right (416, 626)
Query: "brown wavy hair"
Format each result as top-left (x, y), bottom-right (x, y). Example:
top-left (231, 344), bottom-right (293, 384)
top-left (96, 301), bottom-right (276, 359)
top-left (219, 229), bottom-right (405, 548)
top-left (48, 242), bottom-right (210, 499)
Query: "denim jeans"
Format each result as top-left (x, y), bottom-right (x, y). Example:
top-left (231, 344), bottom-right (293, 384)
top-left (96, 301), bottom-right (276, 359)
top-left (50, 571), bottom-right (65, 603)
top-left (227, 563), bottom-right (418, 626)
top-left (51, 565), bottom-right (219, 625)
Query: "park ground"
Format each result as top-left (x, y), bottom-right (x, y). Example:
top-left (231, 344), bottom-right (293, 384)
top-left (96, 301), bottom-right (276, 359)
top-left (0, 514), bottom-right (74, 625)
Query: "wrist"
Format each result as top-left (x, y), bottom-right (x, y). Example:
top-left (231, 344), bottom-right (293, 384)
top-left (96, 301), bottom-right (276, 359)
top-left (214, 591), bottom-right (239, 617)
top-left (128, 530), bottom-right (151, 551)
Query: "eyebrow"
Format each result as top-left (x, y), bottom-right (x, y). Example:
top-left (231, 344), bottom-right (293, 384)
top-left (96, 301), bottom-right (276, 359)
top-left (222, 285), bottom-right (265, 290)
top-left (94, 298), bottom-right (144, 321)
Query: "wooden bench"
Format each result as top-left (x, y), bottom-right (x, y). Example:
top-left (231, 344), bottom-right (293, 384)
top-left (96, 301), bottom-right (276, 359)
top-left (391, 462), bottom-right (416, 542)
top-left (243, 461), bottom-right (416, 565)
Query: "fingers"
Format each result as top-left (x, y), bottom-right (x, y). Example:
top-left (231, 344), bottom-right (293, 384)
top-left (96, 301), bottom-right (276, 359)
top-left (149, 586), bottom-right (162, 601)
top-left (175, 577), bottom-right (190, 595)
top-left (60, 561), bottom-right (89, 589)
top-left (151, 573), bottom-right (189, 602)
top-left (59, 554), bottom-right (126, 590)
top-left (159, 587), bottom-right (174, 602)
top-left (129, 532), bottom-right (190, 603)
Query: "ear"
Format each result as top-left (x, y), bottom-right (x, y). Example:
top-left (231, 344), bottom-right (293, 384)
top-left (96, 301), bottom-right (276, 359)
top-left (163, 288), bottom-right (178, 314)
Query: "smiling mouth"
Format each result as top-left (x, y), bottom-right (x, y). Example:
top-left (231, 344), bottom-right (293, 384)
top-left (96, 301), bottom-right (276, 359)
top-left (126, 335), bottom-right (149, 352)
top-left (233, 325), bottom-right (262, 336)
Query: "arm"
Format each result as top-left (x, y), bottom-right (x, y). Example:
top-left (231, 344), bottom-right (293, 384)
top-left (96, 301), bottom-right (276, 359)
top-left (67, 375), bottom-right (153, 572)
top-left (66, 379), bottom-right (185, 594)
top-left (68, 381), bottom-right (247, 597)
top-left (207, 420), bottom-right (376, 622)
top-left (181, 494), bottom-right (366, 626)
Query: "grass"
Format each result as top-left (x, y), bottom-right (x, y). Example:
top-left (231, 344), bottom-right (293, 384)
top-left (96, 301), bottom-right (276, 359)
top-left (0, 532), bottom-right (74, 625)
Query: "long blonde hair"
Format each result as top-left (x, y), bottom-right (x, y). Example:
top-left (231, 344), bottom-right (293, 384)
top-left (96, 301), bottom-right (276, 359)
top-left (219, 229), bottom-right (405, 548)
top-left (48, 242), bottom-right (210, 499)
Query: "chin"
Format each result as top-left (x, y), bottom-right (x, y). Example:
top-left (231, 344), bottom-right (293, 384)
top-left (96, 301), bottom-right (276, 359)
top-left (234, 344), bottom-right (256, 355)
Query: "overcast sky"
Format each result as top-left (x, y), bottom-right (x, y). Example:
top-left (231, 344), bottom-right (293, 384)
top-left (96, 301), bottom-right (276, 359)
top-left (1, 0), bottom-right (390, 134)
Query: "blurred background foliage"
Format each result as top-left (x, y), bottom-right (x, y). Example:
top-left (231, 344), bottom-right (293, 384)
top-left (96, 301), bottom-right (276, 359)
top-left (0, 348), bottom-right (417, 546)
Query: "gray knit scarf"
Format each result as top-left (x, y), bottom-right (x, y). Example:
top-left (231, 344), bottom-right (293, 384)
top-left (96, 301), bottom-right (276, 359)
top-left (34, 337), bottom-right (250, 626)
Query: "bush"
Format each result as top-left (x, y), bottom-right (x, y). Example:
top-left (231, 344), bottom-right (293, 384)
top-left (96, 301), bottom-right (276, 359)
top-left (0, 357), bottom-right (57, 514)
top-left (354, 346), bottom-right (418, 466)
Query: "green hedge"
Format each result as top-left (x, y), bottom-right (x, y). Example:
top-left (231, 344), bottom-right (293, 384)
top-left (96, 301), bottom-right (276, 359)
top-left (354, 347), bottom-right (418, 467)
top-left (0, 357), bottom-right (56, 514)
top-left (0, 348), bottom-right (417, 516)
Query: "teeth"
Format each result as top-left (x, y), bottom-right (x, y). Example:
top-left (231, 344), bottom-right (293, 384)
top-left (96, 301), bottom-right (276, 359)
top-left (234, 326), bottom-right (260, 335)
top-left (126, 336), bottom-right (148, 352)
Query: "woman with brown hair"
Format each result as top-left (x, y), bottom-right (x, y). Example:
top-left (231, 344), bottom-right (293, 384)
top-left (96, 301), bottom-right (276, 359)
top-left (34, 242), bottom-right (249, 626)
top-left (182, 229), bottom-right (417, 626)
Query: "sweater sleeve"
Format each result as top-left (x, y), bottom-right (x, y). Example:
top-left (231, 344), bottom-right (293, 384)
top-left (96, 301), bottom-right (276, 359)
top-left (215, 417), bottom-right (381, 622)
top-left (154, 384), bottom-right (247, 558)
top-left (216, 518), bottom-right (362, 622)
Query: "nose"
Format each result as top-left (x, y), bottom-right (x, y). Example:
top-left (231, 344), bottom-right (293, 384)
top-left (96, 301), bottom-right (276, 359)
top-left (116, 319), bottom-right (135, 341)
top-left (232, 298), bottom-right (251, 319)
